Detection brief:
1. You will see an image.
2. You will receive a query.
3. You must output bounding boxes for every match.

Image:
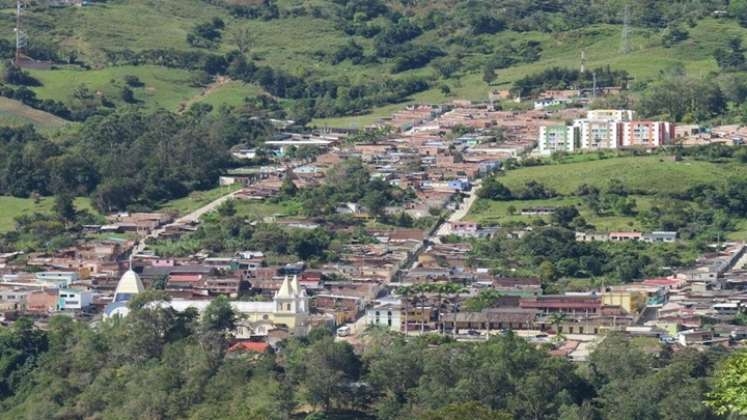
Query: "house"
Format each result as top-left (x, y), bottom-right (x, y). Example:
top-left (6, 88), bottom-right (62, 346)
top-left (0, 288), bottom-right (30, 312)
top-left (520, 294), bottom-right (602, 315)
top-left (26, 289), bottom-right (59, 313)
top-left (366, 302), bottom-right (402, 332)
top-left (492, 277), bottom-right (543, 297)
top-left (609, 231), bottom-right (643, 241)
top-left (533, 97), bottom-right (570, 110)
top-left (57, 288), bottom-right (93, 311)
top-left (642, 231), bottom-right (677, 243)
top-left (575, 231), bottom-right (610, 242)
top-left (447, 179), bottom-right (472, 192)
top-left (677, 329), bottom-right (716, 347)
top-left (35, 271), bottom-right (79, 288)
top-left (622, 121), bottom-right (675, 148)
top-left (441, 308), bottom-right (539, 332)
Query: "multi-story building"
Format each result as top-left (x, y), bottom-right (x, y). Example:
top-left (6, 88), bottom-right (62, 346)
top-left (587, 109), bottom-right (634, 122)
top-left (537, 124), bottom-right (579, 154)
top-left (541, 110), bottom-right (675, 152)
top-left (622, 121), bottom-right (675, 147)
top-left (576, 118), bottom-right (623, 150)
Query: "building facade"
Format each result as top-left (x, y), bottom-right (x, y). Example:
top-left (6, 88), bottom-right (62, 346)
top-left (540, 110), bottom-right (675, 153)
top-left (537, 125), bottom-right (579, 154)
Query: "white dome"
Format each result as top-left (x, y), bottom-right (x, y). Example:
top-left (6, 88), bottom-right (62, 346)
top-left (113, 269), bottom-right (144, 303)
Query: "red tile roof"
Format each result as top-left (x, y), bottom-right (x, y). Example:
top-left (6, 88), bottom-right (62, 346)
top-left (228, 341), bottom-right (270, 353)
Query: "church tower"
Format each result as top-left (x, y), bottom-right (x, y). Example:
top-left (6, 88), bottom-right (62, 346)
top-left (274, 275), bottom-right (308, 314)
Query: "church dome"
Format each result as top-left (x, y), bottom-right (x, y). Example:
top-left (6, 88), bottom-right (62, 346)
top-left (113, 269), bottom-right (144, 303)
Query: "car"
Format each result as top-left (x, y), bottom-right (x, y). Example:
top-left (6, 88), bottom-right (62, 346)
top-left (336, 326), bottom-right (351, 337)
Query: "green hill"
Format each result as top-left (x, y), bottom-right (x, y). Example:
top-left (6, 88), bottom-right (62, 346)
top-left (0, 0), bottom-right (742, 126)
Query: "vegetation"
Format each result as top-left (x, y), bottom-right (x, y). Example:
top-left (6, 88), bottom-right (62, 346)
top-left (0, 304), bottom-right (729, 420)
top-left (0, 1), bottom-right (741, 126)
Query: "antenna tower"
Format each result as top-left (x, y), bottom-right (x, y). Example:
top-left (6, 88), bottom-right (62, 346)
top-left (14, 0), bottom-right (31, 66)
top-left (620, 4), bottom-right (631, 54)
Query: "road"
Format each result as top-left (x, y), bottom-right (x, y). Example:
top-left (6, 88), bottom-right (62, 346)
top-left (134, 160), bottom-right (310, 255)
top-left (394, 179), bottom-right (483, 278)
top-left (434, 179), bottom-right (482, 238)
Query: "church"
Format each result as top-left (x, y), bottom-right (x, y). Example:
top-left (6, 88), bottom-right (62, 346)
top-left (104, 267), bottom-right (310, 336)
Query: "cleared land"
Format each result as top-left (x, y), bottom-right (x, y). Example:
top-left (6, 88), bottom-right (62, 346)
top-left (0, 97), bottom-right (68, 130)
top-left (466, 156), bottom-right (747, 238)
top-left (0, 196), bottom-right (95, 233)
top-left (495, 156), bottom-right (747, 195)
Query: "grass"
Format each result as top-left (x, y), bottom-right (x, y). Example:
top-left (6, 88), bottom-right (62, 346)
top-left (467, 154), bottom-right (747, 233)
top-left (28, 65), bottom-right (201, 112)
top-left (467, 195), bottom-right (658, 232)
top-left (190, 80), bottom-right (265, 111)
top-left (0, 2), bottom-right (740, 124)
top-left (0, 196), bottom-right (95, 233)
top-left (495, 156), bottom-right (747, 195)
top-left (0, 97), bottom-right (69, 130)
top-left (158, 184), bottom-right (242, 216)
top-left (234, 199), bottom-right (303, 221)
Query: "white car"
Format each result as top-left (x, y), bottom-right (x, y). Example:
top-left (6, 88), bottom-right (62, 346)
top-left (337, 326), bottom-right (351, 337)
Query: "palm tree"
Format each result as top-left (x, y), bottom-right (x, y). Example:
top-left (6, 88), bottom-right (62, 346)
top-left (433, 283), bottom-right (465, 335)
top-left (397, 285), bottom-right (415, 335)
top-left (548, 312), bottom-right (568, 342)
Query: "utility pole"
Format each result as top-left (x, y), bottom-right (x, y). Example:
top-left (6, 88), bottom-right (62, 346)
top-left (592, 71), bottom-right (597, 100)
top-left (580, 50), bottom-right (586, 74)
top-left (621, 4), bottom-right (631, 54)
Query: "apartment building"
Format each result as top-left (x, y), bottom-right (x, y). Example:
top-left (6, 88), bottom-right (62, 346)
top-left (537, 124), bottom-right (579, 154)
top-left (540, 110), bottom-right (675, 153)
top-left (622, 121), bottom-right (676, 147)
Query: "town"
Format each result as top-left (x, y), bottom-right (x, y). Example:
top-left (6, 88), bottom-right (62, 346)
top-left (3, 0), bottom-right (747, 417)
top-left (2, 92), bottom-right (746, 364)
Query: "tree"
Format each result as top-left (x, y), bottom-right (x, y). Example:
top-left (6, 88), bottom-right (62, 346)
top-left (121, 86), bottom-right (136, 103)
top-left (232, 27), bottom-right (254, 54)
top-left (539, 260), bottom-right (558, 282)
top-left (463, 289), bottom-right (502, 312)
top-left (53, 192), bottom-right (76, 223)
top-left (730, 0), bottom-right (747, 27)
top-left (217, 199), bottom-right (236, 217)
top-left (301, 337), bottom-right (361, 411)
top-left (707, 350), bottom-right (747, 416)
top-left (201, 295), bottom-right (236, 334)
top-left (477, 177), bottom-right (512, 200)
top-left (547, 312), bottom-right (568, 338)
top-left (280, 176), bottom-right (298, 197)
top-left (482, 62), bottom-right (497, 85)
top-left (424, 401), bottom-right (512, 420)
top-left (551, 206), bottom-right (580, 227)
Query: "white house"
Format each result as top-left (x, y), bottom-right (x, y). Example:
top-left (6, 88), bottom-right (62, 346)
top-left (58, 288), bottom-right (93, 311)
top-left (366, 302), bottom-right (402, 332)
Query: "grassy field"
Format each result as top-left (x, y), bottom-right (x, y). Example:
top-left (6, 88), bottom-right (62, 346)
top-left (467, 195), bottom-right (660, 232)
top-left (0, 196), bottom-right (95, 233)
top-left (0, 97), bottom-right (69, 131)
top-left (189, 80), bottom-right (265, 111)
top-left (158, 184), bottom-right (242, 216)
top-left (494, 156), bottom-right (747, 195)
top-left (466, 155), bottom-right (747, 234)
top-left (28, 65), bottom-right (201, 112)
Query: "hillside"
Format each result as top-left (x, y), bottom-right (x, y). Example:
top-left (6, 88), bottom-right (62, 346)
top-left (0, 96), bottom-right (68, 130)
top-left (467, 151), bottom-right (747, 240)
top-left (0, 0), bottom-right (741, 126)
